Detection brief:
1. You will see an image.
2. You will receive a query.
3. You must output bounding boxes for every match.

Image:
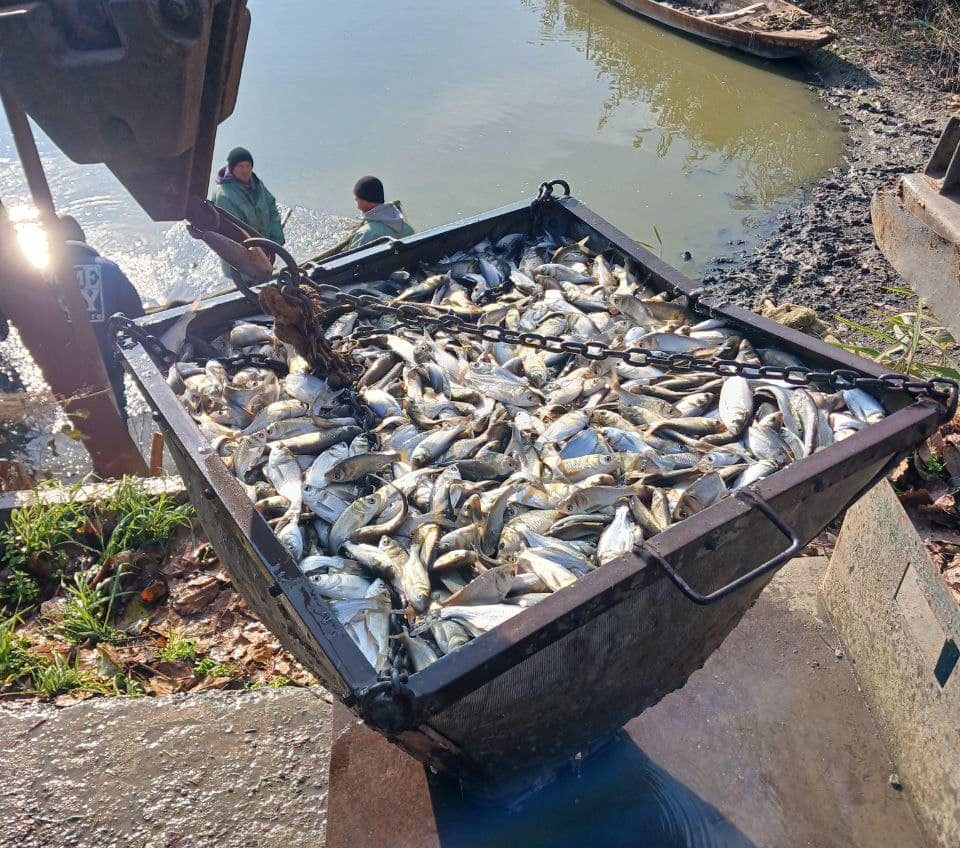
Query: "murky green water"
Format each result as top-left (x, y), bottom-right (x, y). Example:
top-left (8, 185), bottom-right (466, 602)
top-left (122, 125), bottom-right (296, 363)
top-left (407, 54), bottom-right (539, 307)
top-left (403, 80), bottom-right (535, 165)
top-left (217, 0), bottom-right (844, 267)
top-left (0, 0), bottom-right (843, 475)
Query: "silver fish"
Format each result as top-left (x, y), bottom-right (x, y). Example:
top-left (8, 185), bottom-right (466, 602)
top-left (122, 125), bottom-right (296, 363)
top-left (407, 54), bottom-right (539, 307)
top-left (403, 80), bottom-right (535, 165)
top-left (596, 502), bottom-right (640, 566)
top-left (325, 451), bottom-right (399, 483)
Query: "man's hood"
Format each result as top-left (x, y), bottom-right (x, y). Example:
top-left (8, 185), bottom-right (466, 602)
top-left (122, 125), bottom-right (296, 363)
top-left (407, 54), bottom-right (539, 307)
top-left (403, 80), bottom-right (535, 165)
top-left (363, 201), bottom-right (408, 233)
top-left (216, 166), bottom-right (261, 188)
top-left (65, 241), bottom-right (100, 261)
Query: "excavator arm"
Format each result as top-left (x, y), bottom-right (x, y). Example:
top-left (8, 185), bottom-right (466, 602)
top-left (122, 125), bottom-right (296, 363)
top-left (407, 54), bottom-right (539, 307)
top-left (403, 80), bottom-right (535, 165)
top-left (0, 0), bottom-right (250, 221)
top-left (0, 1), bottom-right (255, 478)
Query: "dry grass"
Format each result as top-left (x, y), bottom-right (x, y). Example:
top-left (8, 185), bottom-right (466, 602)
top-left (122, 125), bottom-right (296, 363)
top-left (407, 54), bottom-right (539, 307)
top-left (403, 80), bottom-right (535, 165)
top-left (809, 0), bottom-right (960, 91)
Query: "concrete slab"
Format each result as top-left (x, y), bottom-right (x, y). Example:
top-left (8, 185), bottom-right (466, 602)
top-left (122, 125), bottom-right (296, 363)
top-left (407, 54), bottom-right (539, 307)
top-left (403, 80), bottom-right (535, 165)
top-left (821, 479), bottom-right (960, 847)
top-left (326, 556), bottom-right (926, 848)
top-left (0, 553), bottom-right (930, 848)
top-left (0, 688), bottom-right (332, 848)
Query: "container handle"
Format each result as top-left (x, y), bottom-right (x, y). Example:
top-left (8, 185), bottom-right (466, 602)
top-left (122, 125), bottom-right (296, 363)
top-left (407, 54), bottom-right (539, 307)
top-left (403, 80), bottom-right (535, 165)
top-left (638, 488), bottom-right (801, 606)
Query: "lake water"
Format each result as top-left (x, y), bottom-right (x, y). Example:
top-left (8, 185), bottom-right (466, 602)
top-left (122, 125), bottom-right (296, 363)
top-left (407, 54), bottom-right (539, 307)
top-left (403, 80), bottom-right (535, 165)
top-left (0, 0), bottom-right (844, 473)
top-left (216, 0), bottom-right (845, 266)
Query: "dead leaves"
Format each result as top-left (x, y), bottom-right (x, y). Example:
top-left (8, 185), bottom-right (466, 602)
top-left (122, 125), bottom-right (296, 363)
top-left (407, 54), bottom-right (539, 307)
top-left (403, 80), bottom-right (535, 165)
top-left (140, 576), bottom-right (168, 605)
top-left (3, 521), bottom-right (314, 703)
top-left (171, 574), bottom-right (221, 616)
top-left (926, 539), bottom-right (960, 605)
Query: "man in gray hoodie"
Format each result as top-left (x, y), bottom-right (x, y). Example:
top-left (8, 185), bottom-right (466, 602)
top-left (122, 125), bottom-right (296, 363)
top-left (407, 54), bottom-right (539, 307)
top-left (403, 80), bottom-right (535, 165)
top-left (346, 176), bottom-right (414, 250)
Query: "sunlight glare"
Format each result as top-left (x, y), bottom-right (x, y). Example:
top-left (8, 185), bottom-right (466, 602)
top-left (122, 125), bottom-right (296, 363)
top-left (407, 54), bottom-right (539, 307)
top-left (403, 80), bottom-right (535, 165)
top-left (8, 204), bottom-right (51, 270)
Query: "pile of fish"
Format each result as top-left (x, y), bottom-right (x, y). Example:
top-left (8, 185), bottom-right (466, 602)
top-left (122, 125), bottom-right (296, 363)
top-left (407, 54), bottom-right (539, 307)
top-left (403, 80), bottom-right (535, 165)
top-left (169, 230), bottom-right (887, 673)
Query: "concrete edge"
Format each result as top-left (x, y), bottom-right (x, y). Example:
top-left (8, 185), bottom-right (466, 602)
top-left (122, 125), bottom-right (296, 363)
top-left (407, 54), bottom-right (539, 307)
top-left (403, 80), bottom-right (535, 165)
top-left (0, 475), bottom-right (185, 522)
top-left (819, 478), bottom-right (960, 848)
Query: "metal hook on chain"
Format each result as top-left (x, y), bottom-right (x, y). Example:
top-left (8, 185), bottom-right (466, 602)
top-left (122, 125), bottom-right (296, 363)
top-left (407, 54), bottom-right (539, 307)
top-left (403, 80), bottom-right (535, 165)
top-left (534, 179), bottom-right (571, 203)
top-left (242, 237), bottom-right (301, 283)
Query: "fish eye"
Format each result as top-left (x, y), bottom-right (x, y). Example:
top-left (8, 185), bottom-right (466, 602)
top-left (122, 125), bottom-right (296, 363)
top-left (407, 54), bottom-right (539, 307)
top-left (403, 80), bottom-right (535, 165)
top-left (366, 496), bottom-right (379, 505)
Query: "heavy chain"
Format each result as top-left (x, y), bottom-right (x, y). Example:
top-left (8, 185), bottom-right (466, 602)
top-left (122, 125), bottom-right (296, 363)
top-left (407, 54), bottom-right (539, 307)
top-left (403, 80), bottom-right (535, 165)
top-left (111, 314), bottom-right (178, 370)
top-left (306, 283), bottom-right (959, 417)
top-left (111, 314), bottom-right (289, 376)
top-left (221, 353), bottom-right (289, 375)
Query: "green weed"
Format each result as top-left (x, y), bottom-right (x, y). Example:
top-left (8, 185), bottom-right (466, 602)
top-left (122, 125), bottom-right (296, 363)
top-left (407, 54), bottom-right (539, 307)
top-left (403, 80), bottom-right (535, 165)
top-left (639, 225), bottom-right (664, 258)
top-left (1, 568), bottom-right (40, 613)
top-left (0, 618), bottom-right (32, 685)
top-left (245, 674), bottom-right (291, 690)
top-left (58, 575), bottom-right (118, 645)
top-left (0, 481), bottom-right (87, 579)
top-left (158, 630), bottom-right (198, 664)
top-left (193, 656), bottom-right (235, 678)
top-left (110, 672), bottom-right (145, 697)
top-left (922, 455), bottom-right (947, 477)
top-left (30, 652), bottom-right (107, 699)
top-left (101, 478), bottom-right (193, 556)
top-left (833, 290), bottom-right (960, 380)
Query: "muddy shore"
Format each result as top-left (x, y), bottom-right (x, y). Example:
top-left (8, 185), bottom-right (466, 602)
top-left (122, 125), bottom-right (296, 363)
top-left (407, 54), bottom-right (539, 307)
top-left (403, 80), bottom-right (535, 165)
top-left (701, 16), bottom-right (956, 327)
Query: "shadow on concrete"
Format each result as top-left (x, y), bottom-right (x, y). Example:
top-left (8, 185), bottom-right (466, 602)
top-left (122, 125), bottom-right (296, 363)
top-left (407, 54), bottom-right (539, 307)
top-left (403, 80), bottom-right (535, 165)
top-left (430, 731), bottom-right (757, 848)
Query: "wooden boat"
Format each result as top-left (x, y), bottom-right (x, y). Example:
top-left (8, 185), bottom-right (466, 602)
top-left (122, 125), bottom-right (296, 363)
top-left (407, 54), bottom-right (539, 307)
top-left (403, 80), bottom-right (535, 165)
top-left (606, 0), bottom-right (836, 59)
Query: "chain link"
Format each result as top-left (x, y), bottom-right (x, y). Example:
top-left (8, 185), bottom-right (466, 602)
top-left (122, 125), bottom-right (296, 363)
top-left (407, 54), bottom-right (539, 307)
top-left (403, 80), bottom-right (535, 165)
top-left (221, 353), bottom-right (289, 375)
top-left (112, 269), bottom-right (959, 420)
top-left (304, 283), bottom-right (959, 417)
top-left (110, 314), bottom-right (178, 370)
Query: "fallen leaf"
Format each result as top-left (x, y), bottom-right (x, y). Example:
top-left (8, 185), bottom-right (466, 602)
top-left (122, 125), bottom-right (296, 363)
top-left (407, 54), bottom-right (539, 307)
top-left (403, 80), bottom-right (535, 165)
top-left (191, 675), bottom-right (237, 693)
top-left (933, 494), bottom-right (958, 514)
top-left (54, 691), bottom-right (95, 707)
top-left (212, 564), bottom-right (232, 585)
top-left (39, 596), bottom-right (67, 622)
top-left (171, 574), bottom-right (220, 615)
top-left (140, 577), bottom-right (168, 604)
top-left (899, 489), bottom-right (933, 506)
top-left (144, 676), bottom-right (179, 696)
top-left (151, 660), bottom-right (195, 680)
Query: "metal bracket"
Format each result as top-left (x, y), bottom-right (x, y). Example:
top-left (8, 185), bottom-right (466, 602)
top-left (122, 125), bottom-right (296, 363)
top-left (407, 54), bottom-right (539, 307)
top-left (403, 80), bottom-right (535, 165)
top-left (925, 116), bottom-right (960, 195)
top-left (358, 672), bottom-right (419, 734)
top-left (0, 0), bottom-right (251, 220)
top-left (638, 489), bottom-right (801, 606)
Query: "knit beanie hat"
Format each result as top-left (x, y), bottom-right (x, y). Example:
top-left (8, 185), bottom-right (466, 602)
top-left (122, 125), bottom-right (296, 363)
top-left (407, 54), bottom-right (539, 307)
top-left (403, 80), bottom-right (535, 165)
top-left (353, 175), bottom-right (385, 205)
top-left (227, 147), bottom-right (253, 170)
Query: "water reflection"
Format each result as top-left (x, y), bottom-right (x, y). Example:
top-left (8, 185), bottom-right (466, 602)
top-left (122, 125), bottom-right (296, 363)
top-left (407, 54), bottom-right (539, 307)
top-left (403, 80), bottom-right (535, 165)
top-left (527, 0), bottom-right (838, 210)
top-left (431, 732), bottom-right (757, 848)
top-left (214, 0), bottom-right (842, 263)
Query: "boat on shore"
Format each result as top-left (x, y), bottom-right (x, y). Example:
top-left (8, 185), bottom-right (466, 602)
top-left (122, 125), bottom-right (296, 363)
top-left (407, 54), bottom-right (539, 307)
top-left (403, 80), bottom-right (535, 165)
top-left (606, 0), bottom-right (836, 59)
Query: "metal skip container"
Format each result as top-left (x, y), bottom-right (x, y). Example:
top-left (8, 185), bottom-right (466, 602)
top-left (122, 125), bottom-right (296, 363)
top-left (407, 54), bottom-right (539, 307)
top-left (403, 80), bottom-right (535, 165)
top-left (118, 186), bottom-right (954, 794)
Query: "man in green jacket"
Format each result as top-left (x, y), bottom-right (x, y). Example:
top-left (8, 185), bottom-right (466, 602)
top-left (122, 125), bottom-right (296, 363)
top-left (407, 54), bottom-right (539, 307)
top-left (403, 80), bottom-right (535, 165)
top-left (210, 147), bottom-right (285, 280)
top-left (347, 176), bottom-right (414, 250)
